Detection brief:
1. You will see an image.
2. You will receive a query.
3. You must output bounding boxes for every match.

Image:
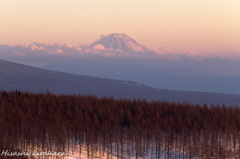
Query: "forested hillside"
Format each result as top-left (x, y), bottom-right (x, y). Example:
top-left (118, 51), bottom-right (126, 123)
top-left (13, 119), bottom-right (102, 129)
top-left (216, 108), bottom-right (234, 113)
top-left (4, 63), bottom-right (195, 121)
top-left (1, 91), bottom-right (240, 158)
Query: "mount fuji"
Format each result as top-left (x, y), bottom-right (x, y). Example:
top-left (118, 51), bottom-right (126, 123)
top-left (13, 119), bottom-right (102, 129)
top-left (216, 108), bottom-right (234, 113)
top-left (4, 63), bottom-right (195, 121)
top-left (90, 33), bottom-right (148, 52)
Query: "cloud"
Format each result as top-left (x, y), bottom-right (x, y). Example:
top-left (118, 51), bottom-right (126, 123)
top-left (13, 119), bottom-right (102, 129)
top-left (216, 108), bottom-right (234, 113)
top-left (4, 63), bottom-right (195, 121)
top-left (149, 47), bottom-right (167, 54)
top-left (0, 43), bottom-right (86, 56)
top-left (30, 44), bottom-right (45, 51)
top-left (0, 42), bottom-right (171, 58)
top-left (56, 49), bottom-right (64, 54)
top-left (92, 44), bottom-right (105, 51)
top-left (1, 43), bottom-right (240, 61)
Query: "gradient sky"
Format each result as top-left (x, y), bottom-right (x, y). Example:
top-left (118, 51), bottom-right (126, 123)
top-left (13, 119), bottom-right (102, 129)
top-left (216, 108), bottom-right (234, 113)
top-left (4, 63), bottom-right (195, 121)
top-left (1, 0), bottom-right (240, 54)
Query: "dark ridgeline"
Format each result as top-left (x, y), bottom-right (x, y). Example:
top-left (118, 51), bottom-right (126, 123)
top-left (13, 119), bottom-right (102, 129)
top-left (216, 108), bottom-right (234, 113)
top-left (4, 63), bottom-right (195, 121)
top-left (0, 91), bottom-right (240, 158)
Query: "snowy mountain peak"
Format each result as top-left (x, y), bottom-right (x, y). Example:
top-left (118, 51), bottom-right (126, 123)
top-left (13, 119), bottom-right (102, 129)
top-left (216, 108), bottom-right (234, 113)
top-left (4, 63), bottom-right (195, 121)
top-left (91, 33), bottom-right (147, 52)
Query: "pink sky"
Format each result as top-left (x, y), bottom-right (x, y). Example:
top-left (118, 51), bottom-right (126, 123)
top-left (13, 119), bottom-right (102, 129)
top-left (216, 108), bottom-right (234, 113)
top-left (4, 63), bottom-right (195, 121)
top-left (1, 0), bottom-right (240, 55)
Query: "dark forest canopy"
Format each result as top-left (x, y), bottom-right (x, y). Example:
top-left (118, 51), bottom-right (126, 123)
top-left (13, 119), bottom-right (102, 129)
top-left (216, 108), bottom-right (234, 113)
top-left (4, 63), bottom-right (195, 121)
top-left (0, 90), bottom-right (240, 133)
top-left (1, 91), bottom-right (240, 158)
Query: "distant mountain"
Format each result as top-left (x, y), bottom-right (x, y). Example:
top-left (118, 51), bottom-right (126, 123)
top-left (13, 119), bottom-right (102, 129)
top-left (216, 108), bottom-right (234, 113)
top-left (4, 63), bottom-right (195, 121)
top-left (1, 58), bottom-right (240, 106)
top-left (90, 33), bottom-right (147, 52)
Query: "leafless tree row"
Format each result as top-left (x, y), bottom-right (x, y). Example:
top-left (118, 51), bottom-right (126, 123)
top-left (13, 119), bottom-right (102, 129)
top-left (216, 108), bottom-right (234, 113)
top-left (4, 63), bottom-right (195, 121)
top-left (0, 91), bottom-right (240, 158)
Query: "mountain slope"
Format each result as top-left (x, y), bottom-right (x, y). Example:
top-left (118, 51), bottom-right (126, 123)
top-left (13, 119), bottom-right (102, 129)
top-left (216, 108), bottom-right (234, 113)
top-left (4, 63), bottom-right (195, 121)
top-left (91, 33), bottom-right (147, 52)
top-left (1, 59), bottom-right (240, 106)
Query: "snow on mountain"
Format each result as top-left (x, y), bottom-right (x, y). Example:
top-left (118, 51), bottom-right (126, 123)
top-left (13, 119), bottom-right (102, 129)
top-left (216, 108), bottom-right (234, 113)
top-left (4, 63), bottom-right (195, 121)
top-left (90, 33), bottom-right (148, 52)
